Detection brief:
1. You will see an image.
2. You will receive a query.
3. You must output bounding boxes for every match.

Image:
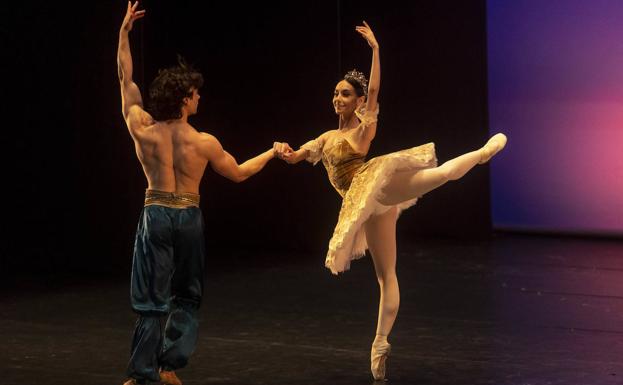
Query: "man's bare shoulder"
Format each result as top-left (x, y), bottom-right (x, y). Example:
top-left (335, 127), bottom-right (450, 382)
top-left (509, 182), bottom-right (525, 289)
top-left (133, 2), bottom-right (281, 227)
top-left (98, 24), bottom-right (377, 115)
top-left (178, 122), bottom-right (208, 138)
top-left (196, 131), bottom-right (218, 145)
top-left (192, 131), bottom-right (225, 157)
top-left (126, 105), bottom-right (155, 135)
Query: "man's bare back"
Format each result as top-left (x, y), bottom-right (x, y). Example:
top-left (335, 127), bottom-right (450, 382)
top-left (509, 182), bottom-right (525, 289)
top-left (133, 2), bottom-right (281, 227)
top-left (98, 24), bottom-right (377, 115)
top-left (129, 108), bottom-right (275, 192)
top-left (132, 120), bottom-right (211, 194)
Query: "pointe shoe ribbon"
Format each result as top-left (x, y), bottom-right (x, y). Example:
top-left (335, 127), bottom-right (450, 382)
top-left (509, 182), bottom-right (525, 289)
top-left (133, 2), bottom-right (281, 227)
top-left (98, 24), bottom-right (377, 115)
top-left (479, 133), bottom-right (507, 164)
top-left (371, 340), bottom-right (391, 380)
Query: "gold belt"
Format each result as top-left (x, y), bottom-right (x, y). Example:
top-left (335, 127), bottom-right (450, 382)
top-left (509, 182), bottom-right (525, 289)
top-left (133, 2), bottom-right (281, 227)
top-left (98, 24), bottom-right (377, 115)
top-left (144, 189), bottom-right (200, 208)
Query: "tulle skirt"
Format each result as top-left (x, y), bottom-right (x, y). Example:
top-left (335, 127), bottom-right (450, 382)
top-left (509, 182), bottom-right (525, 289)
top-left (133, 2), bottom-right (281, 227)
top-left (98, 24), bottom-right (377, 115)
top-left (325, 142), bottom-right (437, 274)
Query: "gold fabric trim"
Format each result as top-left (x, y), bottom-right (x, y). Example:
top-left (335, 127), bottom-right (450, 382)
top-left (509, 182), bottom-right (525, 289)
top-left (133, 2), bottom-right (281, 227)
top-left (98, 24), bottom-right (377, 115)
top-left (144, 189), bottom-right (200, 208)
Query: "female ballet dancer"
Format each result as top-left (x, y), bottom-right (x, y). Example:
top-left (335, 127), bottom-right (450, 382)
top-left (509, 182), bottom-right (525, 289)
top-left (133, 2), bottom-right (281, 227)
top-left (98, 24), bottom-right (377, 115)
top-left (274, 21), bottom-right (506, 380)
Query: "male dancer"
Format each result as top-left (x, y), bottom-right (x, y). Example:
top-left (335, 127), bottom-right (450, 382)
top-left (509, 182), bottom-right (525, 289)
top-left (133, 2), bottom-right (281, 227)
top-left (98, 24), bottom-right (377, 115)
top-left (118, 2), bottom-right (278, 384)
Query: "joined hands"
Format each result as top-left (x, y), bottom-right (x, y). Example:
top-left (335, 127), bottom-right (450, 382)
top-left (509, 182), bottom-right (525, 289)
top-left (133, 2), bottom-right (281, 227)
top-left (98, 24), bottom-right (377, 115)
top-left (273, 142), bottom-right (294, 161)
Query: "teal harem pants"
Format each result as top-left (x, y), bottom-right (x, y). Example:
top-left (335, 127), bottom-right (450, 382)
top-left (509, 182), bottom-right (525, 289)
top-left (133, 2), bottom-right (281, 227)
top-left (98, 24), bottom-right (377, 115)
top-left (126, 204), bottom-right (205, 383)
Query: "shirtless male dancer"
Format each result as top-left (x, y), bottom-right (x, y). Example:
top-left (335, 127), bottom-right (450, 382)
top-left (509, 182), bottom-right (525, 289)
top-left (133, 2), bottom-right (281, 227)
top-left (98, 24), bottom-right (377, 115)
top-left (118, 3), bottom-right (281, 384)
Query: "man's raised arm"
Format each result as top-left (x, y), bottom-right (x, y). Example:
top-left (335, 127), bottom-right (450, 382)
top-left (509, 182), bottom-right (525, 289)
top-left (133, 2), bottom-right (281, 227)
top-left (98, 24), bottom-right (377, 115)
top-left (117, 1), bottom-right (146, 127)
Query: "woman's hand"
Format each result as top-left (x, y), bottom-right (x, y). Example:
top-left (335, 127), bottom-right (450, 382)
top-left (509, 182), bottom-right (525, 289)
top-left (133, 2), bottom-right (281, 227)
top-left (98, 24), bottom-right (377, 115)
top-left (356, 21), bottom-right (378, 50)
top-left (273, 142), bottom-right (294, 160)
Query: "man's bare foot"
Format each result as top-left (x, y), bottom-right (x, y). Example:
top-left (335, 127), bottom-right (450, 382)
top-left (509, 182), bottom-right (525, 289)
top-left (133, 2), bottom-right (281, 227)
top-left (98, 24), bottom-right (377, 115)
top-left (160, 370), bottom-right (182, 385)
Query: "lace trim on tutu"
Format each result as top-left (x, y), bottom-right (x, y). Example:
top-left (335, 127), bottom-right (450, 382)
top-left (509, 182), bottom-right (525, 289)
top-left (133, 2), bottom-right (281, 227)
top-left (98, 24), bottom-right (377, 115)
top-left (325, 143), bottom-right (437, 274)
top-left (301, 139), bottom-right (323, 165)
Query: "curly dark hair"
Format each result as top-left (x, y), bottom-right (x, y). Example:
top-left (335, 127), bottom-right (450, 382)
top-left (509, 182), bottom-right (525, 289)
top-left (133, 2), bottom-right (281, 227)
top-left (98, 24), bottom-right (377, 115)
top-left (147, 57), bottom-right (204, 121)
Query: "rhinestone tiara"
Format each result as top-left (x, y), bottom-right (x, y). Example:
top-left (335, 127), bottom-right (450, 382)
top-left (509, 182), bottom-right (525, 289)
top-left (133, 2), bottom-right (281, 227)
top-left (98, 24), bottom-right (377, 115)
top-left (344, 69), bottom-right (368, 97)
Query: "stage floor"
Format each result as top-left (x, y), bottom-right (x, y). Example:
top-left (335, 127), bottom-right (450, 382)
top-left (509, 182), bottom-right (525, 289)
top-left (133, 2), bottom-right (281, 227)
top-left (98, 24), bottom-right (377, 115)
top-left (2, 234), bottom-right (623, 384)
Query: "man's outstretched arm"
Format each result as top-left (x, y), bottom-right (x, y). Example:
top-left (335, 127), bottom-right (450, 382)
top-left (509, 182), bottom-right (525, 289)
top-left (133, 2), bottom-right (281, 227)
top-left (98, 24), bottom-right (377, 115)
top-left (201, 134), bottom-right (276, 183)
top-left (117, 1), bottom-right (146, 129)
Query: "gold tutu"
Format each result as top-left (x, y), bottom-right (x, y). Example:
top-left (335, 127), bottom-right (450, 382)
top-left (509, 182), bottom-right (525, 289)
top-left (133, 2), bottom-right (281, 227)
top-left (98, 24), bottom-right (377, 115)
top-left (303, 135), bottom-right (437, 274)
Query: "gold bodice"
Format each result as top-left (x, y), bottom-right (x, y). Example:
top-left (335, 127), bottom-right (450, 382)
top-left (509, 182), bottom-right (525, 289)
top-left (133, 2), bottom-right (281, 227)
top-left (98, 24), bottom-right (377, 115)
top-left (300, 105), bottom-right (380, 197)
top-left (321, 139), bottom-right (366, 197)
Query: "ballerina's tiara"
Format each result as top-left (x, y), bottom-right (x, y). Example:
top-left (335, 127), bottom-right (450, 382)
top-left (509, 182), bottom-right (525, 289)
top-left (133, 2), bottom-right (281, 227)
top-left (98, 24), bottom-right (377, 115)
top-left (344, 69), bottom-right (368, 96)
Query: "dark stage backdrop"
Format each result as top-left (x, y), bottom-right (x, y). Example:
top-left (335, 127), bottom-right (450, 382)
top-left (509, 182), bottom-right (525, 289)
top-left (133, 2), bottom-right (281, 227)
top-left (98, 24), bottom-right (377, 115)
top-left (1, 1), bottom-right (489, 277)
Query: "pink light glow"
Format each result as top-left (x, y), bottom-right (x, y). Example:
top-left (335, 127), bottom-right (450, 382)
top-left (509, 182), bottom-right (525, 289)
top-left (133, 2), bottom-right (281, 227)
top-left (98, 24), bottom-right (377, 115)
top-left (488, 0), bottom-right (623, 234)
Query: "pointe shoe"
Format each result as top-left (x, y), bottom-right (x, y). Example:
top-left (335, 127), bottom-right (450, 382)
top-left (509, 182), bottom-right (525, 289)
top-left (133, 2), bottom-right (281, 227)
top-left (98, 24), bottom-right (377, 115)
top-left (479, 133), bottom-right (507, 164)
top-left (371, 339), bottom-right (391, 380)
top-left (160, 370), bottom-right (182, 385)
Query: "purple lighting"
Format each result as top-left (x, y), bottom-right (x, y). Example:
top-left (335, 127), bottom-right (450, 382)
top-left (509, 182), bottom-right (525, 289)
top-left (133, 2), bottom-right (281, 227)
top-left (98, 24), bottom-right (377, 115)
top-left (488, 0), bottom-right (623, 235)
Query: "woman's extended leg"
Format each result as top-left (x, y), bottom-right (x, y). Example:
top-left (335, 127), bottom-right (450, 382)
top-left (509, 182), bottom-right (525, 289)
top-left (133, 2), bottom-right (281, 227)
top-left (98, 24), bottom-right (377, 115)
top-left (379, 133), bottom-right (506, 206)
